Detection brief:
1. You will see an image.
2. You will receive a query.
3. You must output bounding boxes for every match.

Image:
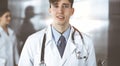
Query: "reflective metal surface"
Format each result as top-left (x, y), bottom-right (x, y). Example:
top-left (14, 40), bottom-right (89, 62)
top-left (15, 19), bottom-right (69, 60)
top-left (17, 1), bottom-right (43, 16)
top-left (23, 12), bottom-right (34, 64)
top-left (109, 0), bottom-right (120, 66)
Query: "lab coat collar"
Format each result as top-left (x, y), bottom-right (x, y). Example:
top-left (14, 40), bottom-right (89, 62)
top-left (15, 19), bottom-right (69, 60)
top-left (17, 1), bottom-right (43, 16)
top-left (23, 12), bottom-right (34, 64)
top-left (0, 26), bottom-right (13, 37)
top-left (45, 25), bottom-right (77, 65)
top-left (0, 26), bottom-right (3, 33)
top-left (51, 25), bottom-right (71, 45)
top-left (45, 25), bottom-right (75, 46)
top-left (59, 26), bottom-right (77, 65)
top-left (45, 25), bottom-right (62, 61)
top-left (45, 25), bottom-right (53, 46)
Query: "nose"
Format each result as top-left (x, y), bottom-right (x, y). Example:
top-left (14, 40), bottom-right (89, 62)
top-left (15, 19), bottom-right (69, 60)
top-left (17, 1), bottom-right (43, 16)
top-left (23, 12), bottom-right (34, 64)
top-left (58, 6), bottom-right (63, 14)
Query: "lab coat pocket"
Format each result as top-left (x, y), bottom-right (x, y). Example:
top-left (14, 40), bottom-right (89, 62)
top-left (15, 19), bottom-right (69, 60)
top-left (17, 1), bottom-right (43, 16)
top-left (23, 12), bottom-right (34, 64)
top-left (77, 55), bottom-right (87, 66)
top-left (0, 58), bottom-right (6, 66)
top-left (69, 51), bottom-right (87, 66)
top-left (65, 52), bottom-right (85, 66)
top-left (77, 51), bottom-right (88, 66)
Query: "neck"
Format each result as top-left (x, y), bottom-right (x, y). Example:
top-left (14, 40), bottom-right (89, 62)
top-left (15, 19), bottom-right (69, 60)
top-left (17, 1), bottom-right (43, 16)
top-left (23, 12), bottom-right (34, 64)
top-left (52, 23), bottom-right (70, 33)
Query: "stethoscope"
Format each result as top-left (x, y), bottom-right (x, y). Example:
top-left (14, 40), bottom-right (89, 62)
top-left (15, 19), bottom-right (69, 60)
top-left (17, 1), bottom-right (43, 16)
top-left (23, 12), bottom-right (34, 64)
top-left (39, 26), bottom-right (88, 66)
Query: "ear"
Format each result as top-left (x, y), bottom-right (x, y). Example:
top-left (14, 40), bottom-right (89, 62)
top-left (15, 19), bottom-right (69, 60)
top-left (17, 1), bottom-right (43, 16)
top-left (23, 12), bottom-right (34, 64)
top-left (49, 8), bottom-right (51, 14)
top-left (71, 8), bottom-right (74, 16)
top-left (0, 18), bottom-right (1, 21)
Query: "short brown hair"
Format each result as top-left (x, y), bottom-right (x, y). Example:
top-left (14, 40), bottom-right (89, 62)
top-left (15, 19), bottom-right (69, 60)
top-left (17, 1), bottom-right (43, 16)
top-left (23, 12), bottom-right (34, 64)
top-left (49, 0), bottom-right (74, 8)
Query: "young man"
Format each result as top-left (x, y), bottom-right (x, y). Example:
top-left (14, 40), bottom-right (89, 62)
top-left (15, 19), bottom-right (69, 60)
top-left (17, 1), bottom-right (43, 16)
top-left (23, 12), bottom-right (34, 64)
top-left (18, 0), bottom-right (97, 66)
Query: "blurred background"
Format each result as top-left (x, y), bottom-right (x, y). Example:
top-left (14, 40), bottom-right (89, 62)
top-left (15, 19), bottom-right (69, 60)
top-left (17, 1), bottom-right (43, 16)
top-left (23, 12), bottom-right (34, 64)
top-left (1, 0), bottom-right (120, 66)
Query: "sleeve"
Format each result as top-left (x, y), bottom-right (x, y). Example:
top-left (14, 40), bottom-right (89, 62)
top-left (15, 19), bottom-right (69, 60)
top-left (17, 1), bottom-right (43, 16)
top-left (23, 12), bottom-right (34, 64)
top-left (85, 35), bottom-right (97, 66)
top-left (13, 34), bottom-right (19, 65)
top-left (14, 39), bottom-right (19, 65)
top-left (18, 36), bottom-right (34, 66)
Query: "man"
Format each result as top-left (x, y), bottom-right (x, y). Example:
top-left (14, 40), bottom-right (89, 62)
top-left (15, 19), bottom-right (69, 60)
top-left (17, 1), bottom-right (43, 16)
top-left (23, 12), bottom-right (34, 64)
top-left (18, 0), bottom-right (97, 66)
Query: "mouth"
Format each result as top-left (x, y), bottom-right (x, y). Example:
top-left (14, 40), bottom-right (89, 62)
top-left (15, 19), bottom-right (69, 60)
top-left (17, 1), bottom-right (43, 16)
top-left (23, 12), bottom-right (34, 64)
top-left (56, 15), bottom-right (65, 20)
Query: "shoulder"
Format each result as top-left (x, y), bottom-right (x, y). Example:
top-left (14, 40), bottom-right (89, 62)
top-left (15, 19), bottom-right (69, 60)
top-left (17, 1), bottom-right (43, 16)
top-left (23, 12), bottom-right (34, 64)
top-left (8, 27), bottom-right (15, 35)
top-left (72, 26), bottom-right (92, 43)
top-left (72, 26), bottom-right (93, 48)
top-left (22, 28), bottom-right (47, 56)
top-left (27, 28), bottom-right (46, 42)
top-left (81, 32), bottom-right (95, 51)
top-left (8, 27), bottom-right (17, 39)
top-left (81, 32), bottom-right (91, 41)
top-left (80, 32), bottom-right (93, 44)
top-left (24, 27), bottom-right (47, 46)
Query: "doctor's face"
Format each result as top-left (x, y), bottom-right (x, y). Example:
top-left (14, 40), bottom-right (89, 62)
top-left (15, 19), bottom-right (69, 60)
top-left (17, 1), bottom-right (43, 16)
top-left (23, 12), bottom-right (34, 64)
top-left (0, 12), bottom-right (11, 26)
top-left (49, 0), bottom-right (74, 26)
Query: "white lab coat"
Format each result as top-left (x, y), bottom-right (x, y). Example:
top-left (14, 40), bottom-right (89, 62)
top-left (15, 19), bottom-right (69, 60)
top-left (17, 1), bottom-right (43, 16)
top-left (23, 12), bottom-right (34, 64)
top-left (18, 25), bottom-right (96, 66)
top-left (0, 27), bottom-right (19, 66)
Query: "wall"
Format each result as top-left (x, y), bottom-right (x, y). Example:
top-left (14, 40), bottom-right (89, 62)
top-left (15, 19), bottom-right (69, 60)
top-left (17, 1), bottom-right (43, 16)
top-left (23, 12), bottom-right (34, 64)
top-left (108, 0), bottom-right (120, 66)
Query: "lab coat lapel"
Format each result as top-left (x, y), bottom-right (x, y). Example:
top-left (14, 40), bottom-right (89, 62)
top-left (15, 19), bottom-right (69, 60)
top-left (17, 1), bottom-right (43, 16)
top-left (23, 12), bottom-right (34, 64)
top-left (60, 41), bottom-right (76, 66)
top-left (59, 27), bottom-right (77, 66)
top-left (0, 27), bottom-right (13, 48)
top-left (45, 26), bottom-right (61, 62)
top-left (45, 39), bottom-right (61, 65)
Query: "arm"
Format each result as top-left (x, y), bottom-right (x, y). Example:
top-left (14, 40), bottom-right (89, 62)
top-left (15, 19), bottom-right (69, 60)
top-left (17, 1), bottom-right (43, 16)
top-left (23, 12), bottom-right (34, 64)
top-left (18, 37), bottom-right (33, 66)
top-left (84, 35), bottom-right (97, 66)
top-left (86, 42), bottom-right (97, 66)
top-left (13, 35), bottom-right (19, 66)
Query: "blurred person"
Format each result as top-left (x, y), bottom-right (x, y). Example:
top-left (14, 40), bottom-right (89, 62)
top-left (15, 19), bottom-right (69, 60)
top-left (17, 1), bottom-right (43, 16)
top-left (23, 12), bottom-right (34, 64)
top-left (0, 8), bottom-right (19, 66)
top-left (18, 6), bottom-right (36, 54)
top-left (18, 0), bottom-right (96, 66)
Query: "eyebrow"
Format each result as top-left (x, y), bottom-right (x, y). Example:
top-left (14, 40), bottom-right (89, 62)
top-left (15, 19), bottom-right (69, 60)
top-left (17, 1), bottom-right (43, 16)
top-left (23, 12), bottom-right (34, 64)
top-left (52, 2), bottom-right (71, 6)
top-left (62, 3), bottom-right (70, 5)
top-left (52, 2), bottom-right (58, 5)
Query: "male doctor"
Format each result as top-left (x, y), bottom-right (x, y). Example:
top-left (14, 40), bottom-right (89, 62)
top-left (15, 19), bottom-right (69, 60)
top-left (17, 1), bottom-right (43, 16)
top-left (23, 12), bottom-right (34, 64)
top-left (18, 0), bottom-right (97, 66)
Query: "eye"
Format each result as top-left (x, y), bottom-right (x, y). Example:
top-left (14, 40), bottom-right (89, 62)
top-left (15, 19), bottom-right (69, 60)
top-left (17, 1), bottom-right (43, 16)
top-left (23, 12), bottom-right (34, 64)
top-left (5, 15), bottom-right (11, 18)
top-left (53, 5), bottom-right (59, 8)
top-left (62, 4), bottom-right (70, 8)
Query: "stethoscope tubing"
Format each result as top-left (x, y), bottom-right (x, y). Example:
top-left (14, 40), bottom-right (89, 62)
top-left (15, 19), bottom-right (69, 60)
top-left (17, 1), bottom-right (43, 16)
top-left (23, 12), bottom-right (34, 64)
top-left (40, 26), bottom-right (86, 65)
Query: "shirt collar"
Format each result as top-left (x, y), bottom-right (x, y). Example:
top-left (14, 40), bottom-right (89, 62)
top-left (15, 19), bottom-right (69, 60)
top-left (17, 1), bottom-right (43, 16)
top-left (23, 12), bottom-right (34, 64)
top-left (0, 26), bottom-right (13, 36)
top-left (51, 25), bottom-right (71, 44)
top-left (0, 27), bottom-right (2, 37)
top-left (0, 26), bottom-right (5, 35)
top-left (0, 26), bottom-right (3, 32)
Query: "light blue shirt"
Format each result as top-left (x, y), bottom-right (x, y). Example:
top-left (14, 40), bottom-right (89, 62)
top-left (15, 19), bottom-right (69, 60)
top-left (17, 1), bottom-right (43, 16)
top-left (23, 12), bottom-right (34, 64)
top-left (51, 25), bottom-right (71, 45)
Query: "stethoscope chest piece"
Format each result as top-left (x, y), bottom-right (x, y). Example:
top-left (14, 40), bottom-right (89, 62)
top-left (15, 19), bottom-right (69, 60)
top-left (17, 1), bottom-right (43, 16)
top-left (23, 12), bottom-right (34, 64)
top-left (76, 51), bottom-right (81, 59)
top-left (76, 51), bottom-right (87, 60)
